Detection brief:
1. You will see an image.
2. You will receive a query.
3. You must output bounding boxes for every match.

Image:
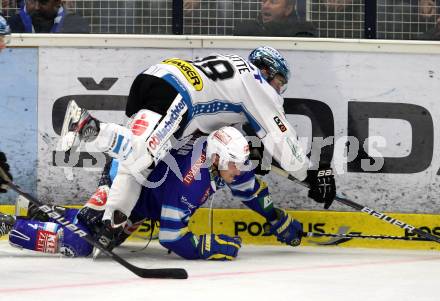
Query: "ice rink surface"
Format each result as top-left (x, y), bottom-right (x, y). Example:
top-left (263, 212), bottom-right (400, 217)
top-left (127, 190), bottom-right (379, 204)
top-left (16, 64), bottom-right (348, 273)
top-left (1, 240), bottom-right (439, 301)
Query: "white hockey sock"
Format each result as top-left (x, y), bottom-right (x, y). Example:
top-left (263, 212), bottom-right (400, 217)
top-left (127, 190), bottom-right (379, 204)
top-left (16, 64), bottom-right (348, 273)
top-left (93, 123), bottom-right (134, 161)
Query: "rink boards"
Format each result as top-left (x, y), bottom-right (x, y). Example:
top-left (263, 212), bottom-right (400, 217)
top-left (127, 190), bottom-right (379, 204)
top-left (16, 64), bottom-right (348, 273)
top-left (1, 205), bottom-right (439, 251)
top-left (1, 35), bottom-right (440, 215)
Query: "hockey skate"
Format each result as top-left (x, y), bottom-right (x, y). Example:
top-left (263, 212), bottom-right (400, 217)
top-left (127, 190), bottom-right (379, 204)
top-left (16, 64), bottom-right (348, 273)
top-left (0, 212), bottom-right (15, 237)
top-left (59, 100), bottom-right (100, 151)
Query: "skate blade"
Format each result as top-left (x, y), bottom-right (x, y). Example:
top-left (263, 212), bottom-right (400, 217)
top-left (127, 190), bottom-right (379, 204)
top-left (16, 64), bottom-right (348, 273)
top-left (92, 247), bottom-right (102, 260)
top-left (58, 100), bottom-right (81, 151)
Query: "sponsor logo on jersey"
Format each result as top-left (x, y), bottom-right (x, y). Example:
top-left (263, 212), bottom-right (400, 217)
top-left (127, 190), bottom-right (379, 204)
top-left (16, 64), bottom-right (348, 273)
top-left (273, 116), bottom-right (287, 132)
top-left (199, 187), bottom-right (211, 204)
top-left (35, 229), bottom-right (58, 253)
top-left (131, 113), bottom-right (150, 136)
top-left (213, 129), bottom-right (232, 145)
top-left (286, 137), bottom-right (304, 163)
top-left (147, 97), bottom-right (187, 151)
top-left (163, 58), bottom-right (203, 91)
top-left (263, 195), bottom-right (273, 209)
top-left (180, 196), bottom-right (197, 210)
top-left (183, 153), bottom-right (206, 185)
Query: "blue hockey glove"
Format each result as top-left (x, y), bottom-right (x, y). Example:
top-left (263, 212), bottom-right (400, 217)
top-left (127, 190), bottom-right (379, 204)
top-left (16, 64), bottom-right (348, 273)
top-left (198, 234), bottom-right (242, 260)
top-left (265, 208), bottom-right (303, 246)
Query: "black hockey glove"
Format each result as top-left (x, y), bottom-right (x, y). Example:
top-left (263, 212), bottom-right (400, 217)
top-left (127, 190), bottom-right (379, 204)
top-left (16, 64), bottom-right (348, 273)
top-left (249, 143), bottom-right (270, 176)
top-left (304, 166), bottom-right (336, 209)
top-left (0, 152), bottom-right (12, 193)
top-left (94, 210), bottom-right (127, 251)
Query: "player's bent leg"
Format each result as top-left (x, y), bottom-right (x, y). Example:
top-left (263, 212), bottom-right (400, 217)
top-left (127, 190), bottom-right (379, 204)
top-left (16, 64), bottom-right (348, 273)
top-left (103, 172), bottom-right (142, 225)
top-left (8, 212), bottom-right (93, 257)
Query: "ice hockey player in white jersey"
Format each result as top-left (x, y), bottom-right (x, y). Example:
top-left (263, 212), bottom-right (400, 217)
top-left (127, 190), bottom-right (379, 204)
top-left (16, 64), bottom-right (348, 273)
top-left (59, 46), bottom-right (336, 236)
top-left (0, 127), bottom-right (304, 259)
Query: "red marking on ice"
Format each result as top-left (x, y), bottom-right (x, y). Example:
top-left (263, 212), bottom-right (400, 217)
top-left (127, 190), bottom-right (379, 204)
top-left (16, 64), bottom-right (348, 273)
top-left (1, 256), bottom-right (439, 294)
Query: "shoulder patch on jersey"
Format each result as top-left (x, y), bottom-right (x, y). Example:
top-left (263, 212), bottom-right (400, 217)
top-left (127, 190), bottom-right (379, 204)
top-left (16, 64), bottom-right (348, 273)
top-left (273, 116), bottom-right (287, 132)
top-left (162, 58), bottom-right (204, 91)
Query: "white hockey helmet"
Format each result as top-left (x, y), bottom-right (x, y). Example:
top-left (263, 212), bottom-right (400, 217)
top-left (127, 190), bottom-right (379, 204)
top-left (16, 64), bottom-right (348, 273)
top-left (206, 126), bottom-right (250, 170)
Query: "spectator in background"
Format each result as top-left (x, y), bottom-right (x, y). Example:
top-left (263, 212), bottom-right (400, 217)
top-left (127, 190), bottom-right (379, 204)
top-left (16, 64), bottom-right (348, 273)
top-left (234, 0), bottom-right (317, 37)
top-left (377, 0), bottom-right (439, 40)
top-left (2, 0), bottom-right (18, 18)
top-left (310, 0), bottom-right (363, 38)
top-left (417, 0), bottom-right (440, 39)
top-left (419, 0), bottom-right (437, 17)
top-left (0, 12), bottom-right (9, 50)
top-left (183, 0), bottom-right (234, 35)
top-left (8, 0), bottom-right (90, 33)
top-left (325, 0), bottom-right (353, 11)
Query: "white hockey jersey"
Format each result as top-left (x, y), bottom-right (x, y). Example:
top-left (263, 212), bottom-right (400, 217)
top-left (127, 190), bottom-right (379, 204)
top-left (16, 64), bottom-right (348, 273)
top-left (144, 54), bottom-right (309, 181)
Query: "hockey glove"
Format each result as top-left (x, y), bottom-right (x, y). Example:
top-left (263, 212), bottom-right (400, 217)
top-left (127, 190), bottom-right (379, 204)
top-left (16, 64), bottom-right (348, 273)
top-left (0, 213), bottom-right (15, 237)
top-left (265, 208), bottom-right (303, 246)
top-left (305, 166), bottom-right (336, 209)
top-left (249, 143), bottom-right (270, 176)
top-left (198, 234), bottom-right (242, 260)
top-left (0, 152), bottom-right (12, 193)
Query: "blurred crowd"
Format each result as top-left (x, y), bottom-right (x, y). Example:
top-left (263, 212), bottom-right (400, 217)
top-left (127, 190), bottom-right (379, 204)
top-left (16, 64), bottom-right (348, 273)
top-left (0, 0), bottom-right (439, 40)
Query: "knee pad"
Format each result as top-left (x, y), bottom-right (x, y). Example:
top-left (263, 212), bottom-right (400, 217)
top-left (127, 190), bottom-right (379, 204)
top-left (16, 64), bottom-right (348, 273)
top-left (120, 109), bottom-right (163, 184)
top-left (58, 226), bottom-right (93, 257)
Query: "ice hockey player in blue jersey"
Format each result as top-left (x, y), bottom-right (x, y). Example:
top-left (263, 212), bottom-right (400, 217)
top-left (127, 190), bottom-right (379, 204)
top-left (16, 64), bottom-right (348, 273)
top-left (0, 127), bottom-right (303, 260)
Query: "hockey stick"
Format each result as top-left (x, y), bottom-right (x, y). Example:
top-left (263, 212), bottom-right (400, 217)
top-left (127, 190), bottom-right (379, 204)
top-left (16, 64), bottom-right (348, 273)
top-left (270, 165), bottom-right (440, 244)
top-left (304, 232), bottom-right (420, 241)
top-left (0, 178), bottom-right (188, 279)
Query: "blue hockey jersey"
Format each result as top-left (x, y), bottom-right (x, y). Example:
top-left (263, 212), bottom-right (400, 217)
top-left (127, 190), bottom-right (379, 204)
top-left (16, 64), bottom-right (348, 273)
top-left (129, 134), bottom-right (278, 259)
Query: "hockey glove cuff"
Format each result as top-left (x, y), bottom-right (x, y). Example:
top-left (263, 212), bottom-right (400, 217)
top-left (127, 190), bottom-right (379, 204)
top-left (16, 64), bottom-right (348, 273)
top-left (265, 208), bottom-right (303, 247)
top-left (248, 143), bottom-right (271, 176)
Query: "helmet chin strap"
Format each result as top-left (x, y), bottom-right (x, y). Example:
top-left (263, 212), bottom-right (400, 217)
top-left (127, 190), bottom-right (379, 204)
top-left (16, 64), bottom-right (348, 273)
top-left (260, 67), bottom-right (272, 81)
top-left (210, 153), bottom-right (227, 167)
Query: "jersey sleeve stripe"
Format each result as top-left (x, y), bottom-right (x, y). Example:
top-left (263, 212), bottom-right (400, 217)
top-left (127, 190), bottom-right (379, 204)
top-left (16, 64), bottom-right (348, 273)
top-left (159, 227), bottom-right (189, 242)
top-left (229, 177), bottom-right (255, 192)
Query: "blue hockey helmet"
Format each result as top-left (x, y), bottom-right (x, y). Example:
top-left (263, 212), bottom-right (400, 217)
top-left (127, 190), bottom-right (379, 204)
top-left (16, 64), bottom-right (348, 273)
top-left (248, 46), bottom-right (291, 83)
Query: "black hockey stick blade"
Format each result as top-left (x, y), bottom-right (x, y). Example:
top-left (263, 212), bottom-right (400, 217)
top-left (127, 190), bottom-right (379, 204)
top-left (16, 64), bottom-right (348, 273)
top-left (270, 165), bottom-right (440, 245)
top-left (0, 177), bottom-right (188, 279)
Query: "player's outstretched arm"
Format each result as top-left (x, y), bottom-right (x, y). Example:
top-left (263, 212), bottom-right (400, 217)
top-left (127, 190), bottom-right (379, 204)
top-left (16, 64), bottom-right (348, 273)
top-left (158, 203), bottom-right (242, 260)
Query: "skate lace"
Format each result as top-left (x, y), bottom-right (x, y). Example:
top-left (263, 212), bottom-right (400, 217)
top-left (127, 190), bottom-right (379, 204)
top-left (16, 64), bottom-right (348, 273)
top-left (82, 119), bottom-right (99, 142)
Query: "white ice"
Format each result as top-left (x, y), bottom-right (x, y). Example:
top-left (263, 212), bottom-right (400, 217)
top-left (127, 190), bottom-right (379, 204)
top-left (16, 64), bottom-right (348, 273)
top-left (1, 240), bottom-right (439, 301)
